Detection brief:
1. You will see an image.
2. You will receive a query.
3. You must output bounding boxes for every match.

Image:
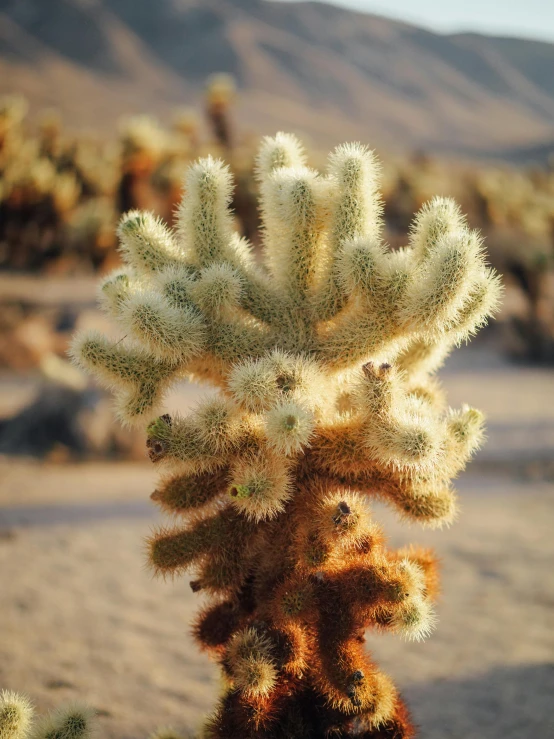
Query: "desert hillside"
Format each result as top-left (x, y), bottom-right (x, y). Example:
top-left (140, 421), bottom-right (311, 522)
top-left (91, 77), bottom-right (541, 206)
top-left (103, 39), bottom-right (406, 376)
top-left (2, 0), bottom-right (554, 157)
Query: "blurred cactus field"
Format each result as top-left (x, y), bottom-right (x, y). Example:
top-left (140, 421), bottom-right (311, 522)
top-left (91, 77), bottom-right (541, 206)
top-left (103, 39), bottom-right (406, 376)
top-left (1, 81), bottom-right (554, 376)
top-left (0, 75), bottom-right (554, 739)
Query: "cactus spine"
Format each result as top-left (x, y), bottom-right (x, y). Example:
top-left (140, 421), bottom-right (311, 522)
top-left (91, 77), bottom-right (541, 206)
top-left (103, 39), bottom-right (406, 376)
top-left (72, 133), bottom-right (501, 737)
top-left (0, 692), bottom-right (33, 739)
top-left (0, 693), bottom-right (94, 739)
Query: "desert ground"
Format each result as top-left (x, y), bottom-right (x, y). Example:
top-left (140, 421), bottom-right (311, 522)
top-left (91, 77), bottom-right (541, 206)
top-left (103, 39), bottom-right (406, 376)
top-left (1, 337), bottom-right (553, 739)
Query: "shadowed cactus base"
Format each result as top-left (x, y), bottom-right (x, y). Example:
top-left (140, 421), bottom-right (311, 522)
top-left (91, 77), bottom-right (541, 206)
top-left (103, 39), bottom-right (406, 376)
top-left (71, 132), bottom-right (501, 737)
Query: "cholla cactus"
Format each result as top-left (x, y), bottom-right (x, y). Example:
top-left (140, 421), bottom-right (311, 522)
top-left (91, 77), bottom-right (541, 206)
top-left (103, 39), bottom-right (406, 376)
top-left (118, 115), bottom-right (169, 163)
top-left (0, 692), bottom-right (94, 739)
top-left (0, 691), bottom-right (190, 739)
top-left (0, 692), bottom-right (33, 739)
top-left (205, 73), bottom-right (236, 150)
top-left (0, 95), bottom-right (28, 155)
top-left (72, 133), bottom-right (501, 737)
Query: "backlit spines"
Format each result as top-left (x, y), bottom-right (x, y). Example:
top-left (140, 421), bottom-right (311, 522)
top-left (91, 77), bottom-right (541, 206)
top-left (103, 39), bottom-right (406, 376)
top-left (71, 331), bottom-right (178, 425)
top-left (189, 263), bottom-right (242, 319)
top-left (408, 196), bottom-right (467, 259)
top-left (400, 228), bottom-right (484, 334)
top-left (226, 628), bottom-right (278, 698)
top-left (177, 156), bottom-right (235, 267)
top-left (317, 143), bottom-right (384, 321)
top-left (0, 697), bottom-right (98, 739)
top-left (98, 269), bottom-right (132, 316)
top-left (255, 132), bottom-right (307, 180)
top-left (119, 290), bottom-right (206, 362)
top-left (118, 210), bottom-right (183, 275)
top-left (0, 692), bottom-right (33, 739)
top-left (359, 363), bottom-right (443, 472)
top-left (260, 165), bottom-right (329, 317)
top-left (264, 400), bottom-right (315, 456)
top-left (31, 703), bottom-right (95, 739)
top-left (73, 132), bottom-right (500, 737)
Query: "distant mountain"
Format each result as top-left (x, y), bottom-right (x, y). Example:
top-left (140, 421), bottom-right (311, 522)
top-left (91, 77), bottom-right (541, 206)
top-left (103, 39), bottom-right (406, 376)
top-left (2, 0), bottom-right (554, 158)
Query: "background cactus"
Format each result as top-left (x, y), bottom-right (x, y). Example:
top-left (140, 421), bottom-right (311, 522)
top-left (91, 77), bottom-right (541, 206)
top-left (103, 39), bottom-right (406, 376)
top-left (0, 692), bottom-right (33, 739)
top-left (1, 87), bottom-right (550, 370)
top-left (72, 132), bottom-right (501, 737)
top-left (0, 692), bottom-right (191, 739)
top-left (0, 692), bottom-right (94, 739)
top-left (0, 80), bottom-right (265, 275)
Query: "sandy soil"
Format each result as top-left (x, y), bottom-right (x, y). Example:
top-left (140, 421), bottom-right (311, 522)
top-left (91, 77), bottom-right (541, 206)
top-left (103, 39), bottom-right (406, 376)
top-left (1, 340), bottom-right (553, 738)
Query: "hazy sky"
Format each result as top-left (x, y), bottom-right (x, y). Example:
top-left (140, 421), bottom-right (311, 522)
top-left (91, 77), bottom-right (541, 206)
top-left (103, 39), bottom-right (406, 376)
top-left (276, 0), bottom-right (554, 43)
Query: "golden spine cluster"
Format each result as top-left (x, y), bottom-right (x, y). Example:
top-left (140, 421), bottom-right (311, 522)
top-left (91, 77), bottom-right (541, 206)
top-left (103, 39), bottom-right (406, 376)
top-left (0, 691), bottom-right (94, 739)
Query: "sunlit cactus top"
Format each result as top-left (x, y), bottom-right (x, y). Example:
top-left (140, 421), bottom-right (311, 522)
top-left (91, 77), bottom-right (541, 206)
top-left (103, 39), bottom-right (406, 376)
top-left (72, 132), bottom-right (501, 738)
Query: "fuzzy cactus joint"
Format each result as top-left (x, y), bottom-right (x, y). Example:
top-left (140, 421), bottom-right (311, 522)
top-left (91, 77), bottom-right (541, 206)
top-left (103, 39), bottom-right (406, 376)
top-left (62, 132), bottom-right (502, 737)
